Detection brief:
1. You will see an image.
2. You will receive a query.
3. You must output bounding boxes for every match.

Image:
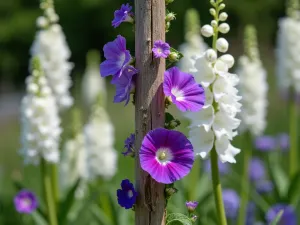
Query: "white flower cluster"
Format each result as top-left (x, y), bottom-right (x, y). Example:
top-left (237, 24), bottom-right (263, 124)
top-left (20, 58), bottom-right (61, 165)
top-left (82, 106), bottom-right (117, 180)
top-left (238, 53), bottom-right (268, 136)
top-left (186, 3), bottom-right (241, 163)
top-left (178, 9), bottom-right (207, 72)
top-left (276, 15), bottom-right (300, 93)
top-left (31, 3), bottom-right (73, 110)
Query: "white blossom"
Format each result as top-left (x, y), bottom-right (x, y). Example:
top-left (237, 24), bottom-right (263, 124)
top-left (218, 23), bottom-right (230, 34)
top-left (201, 25), bottom-right (214, 37)
top-left (216, 38), bottom-right (229, 53)
top-left (31, 5), bottom-right (73, 110)
top-left (219, 12), bottom-right (228, 21)
top-left (276, 15), bottom-right (300, 93)
top-left (237, 56), bottom-right (268, 136)
top-left (20, 58), bottom-right (61, 165)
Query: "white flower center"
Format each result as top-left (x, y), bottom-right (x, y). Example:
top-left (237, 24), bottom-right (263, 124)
top-left (156, 148), bottom-right (173, 165)
top-left (171, 87), bottom-right (185, 101)
top-left (118, 53), bottom-right (126, 68)
top-left (22, 198), bottom-right (32, 207)
top-left (127, 190), bottom-right (133, 198)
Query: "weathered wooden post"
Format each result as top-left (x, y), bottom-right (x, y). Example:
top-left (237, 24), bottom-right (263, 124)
top-left (134, 0), bottom-right (166, 224)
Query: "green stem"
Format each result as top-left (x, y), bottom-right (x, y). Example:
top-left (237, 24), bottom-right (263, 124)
top-left (51, 164), bottom-right (60, 205)
top-left (41, 160), bottom-right (58, 225)
top-left (210, 148), bottom-right (227, 225)
top-left (289, 99), bottom-right (298, 178)
top-left (237, 132), bottom-right (251, 225)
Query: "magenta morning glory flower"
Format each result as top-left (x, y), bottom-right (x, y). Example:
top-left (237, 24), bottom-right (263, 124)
top-left (113, 65), bottom-right (137, 105)
top-left (117, 179), bottom-right (137, 209)
top-left (112, 4), bottom-right (134, 28)
top-left (152, 40), bottom-right (171, 58)
top-left (186, 201), bottom-right (198, 212)
top-left (122, 133), bottom-right (135, 156)
top-left (140, 128), bottom-right (194, 184)
top-left (266, 204), bottom-right (297, 225)
top-left (163, 67), bottom-right (205, 112)
top-left (14, 190), bottom-right (38, 214)
top-left (100, 35), bottom-right (131, 79)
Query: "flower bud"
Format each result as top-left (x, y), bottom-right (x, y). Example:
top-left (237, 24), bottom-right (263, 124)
top-left (168, 52), bottom-right (179, 62)
top-left (209, 8), bottom-right (216, 16)
top-left (165, 187), bottom-right (178, 199)
top-left (186, 201), bottom-right (199, 213)
top-left (201, 25), bottom-right (214, 37)
top-left (211, 20), bottom-right (218, 27)
top-left (219, 3), bottom-right (225, 10)
top-left (205, 49), bottom-right (217, 62)
top-left (216, 38), bottom-right (229, 53)
top-left (219, 54), bottom-right (234, 68)
top-left (166, 12), bottom-right (176, 22)
top-left (218, 23), bottom-right (230, 34)
top-left (210, 0), bottom-right (215, 5)
top-left (36, 16), bottom-right (49, 28)
top-left (191, 215), bottom-right (198, 222)
top-left (165, 0), bottom-right (174, 5)
top-left (27, 83), bottom-right (39, 94)
top-left (219, 12), bottom-right (228, 21)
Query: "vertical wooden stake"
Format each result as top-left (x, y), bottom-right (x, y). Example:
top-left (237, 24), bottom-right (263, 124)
top-left (134, 0), bottom-right (166, 224)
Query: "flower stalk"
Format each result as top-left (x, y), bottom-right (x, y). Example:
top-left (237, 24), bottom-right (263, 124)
top-left (289, 94), bottom-right (298, 178)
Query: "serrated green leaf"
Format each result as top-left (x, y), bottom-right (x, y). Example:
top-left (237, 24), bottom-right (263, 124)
top-left (270, 210), bottom-right (283, 225)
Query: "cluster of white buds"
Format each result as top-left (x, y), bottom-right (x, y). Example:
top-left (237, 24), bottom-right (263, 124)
top-left (187, 0), bottom-right (241, 163)
top-left (31, 0), bottom-right (74, 110)
top-left (178, 9), bottom-right (207, 72)
top-left (20, 57), bottom-right (61, 165)
top-left (238, 25), bottom-right (268, 136)
top-left (276, 0), bottom-right (300, 94)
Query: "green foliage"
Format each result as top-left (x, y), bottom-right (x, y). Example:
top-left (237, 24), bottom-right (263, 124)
top-left (166, 213), bottom-right (193, 225)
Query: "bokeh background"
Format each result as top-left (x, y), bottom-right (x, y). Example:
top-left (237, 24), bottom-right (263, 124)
top-left (0, 0), bottom-right (295, 224)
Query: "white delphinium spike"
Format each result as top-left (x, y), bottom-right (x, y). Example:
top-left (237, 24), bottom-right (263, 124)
top-left (81, 50), bottom-right (106, 108)
top-left (178, 9), bottom-right (207, 72)
top-left (82, 95), bottom-right (117, 180)
top-left (20, 57), bottom-right (61, 165)
top-left (187, 2), bottom-right (241, 163)
top-left (276, 0), bottom-right (300, 94)
top-left (238, 25), bottom-right (268, 136)
top-left (31, 0), bottom-right (73, 110)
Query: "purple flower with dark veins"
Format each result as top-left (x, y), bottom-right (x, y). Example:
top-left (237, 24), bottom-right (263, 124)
top-left (140, 128), bottom-right (194, 184)
top-left (112, 4), bottom-right (134, 28)
top-left (113, 65), bottom-right (138, 105)
top-left (164, 67), bottom-right (205, 112)
top-left (117, 179), bottom-right (137, 209)
top-left (14, 190), bottom-right (38, 214)
top-left (122, 133), bottom-right (135, 156)
top-left (266, 204), bottom-right (297, 225)
top-left (152, 40), bottom-right (171, 58)
top-left (100, 35), bottom-right (131, 79)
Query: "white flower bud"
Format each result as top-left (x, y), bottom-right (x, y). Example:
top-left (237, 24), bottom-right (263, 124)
top-left (211, 20), bottom-right (218, 27)
top-left (27, 83), bottom-right (39, 94)
top-left (216, 38), bottom-right (229, 53)
top-left (219, 54), bottom-right (235, 68)
top-left (168, 52), bottom-right (179, 62)
top-left (201, 25), bottom-right (214, 37)
top-left (219, 12), bottom-right (228, 21)
top-left (209, 8), bottom-right (216, 16)
top-left (36, 16), bottom-right (49, 28)
top-left (218, 23), bottom-right (230, 34)
top-left (219, 3), bottom-right (225, 10)
top-left (210, 0), bottom-right (215, 5)
top-left (205, 49), bottom-right (217, 63)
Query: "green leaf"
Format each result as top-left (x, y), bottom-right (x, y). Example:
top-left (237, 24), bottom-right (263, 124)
top-left (287, 170), bottom-right (300, 205)
top-left (58, 178), bottom-right (81, 224)
top-left (270, 210), bottom-right (283, 225)
top-left (166, 213), bottom-right (192, 225)
top-left (90, 204), bottom-right (113, 225)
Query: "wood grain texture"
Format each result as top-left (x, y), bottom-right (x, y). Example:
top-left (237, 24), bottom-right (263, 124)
top-left (134, 0), bottom-right (166, 224)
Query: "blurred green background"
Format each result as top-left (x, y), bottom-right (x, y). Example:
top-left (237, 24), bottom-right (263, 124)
top-left (0, 0), bottom-right (294, 224)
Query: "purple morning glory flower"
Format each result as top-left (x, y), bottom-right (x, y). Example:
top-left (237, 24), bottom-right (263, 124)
top-left (140, 128), bottom-right (194, 184)
top-left (100, 35), bottom-right (131, 79)
top-left (254, 136), bottom-right (276, 152)
top-left (186, 201), bottom-right (198, 212)
top-left (277, 133), bottom-right (289, 151)
top-left (113, 65), bottom-right (138, 105)
top-left (122, 133), bottom-right (135, 156)
top-left (163, 67), bottom-right (205, 112)
top-left (117, 179), bottom-right (137, 209)
top-left (112, 4), bottom-right (134, 28)
top-left (152, 40), bottom-right (171, 58)
top-left (256, 180), bottom-right (273, 194)
top-left (14, 190), bottom-right (38, 214)
top-left (248, 158), bottom-right (266, 181)
top-left (266, 204), bottom-right (297, 225)
top-left (222, 189), bottom-right (240, 219)
top-left (204, 159), bottom-right (230, 175)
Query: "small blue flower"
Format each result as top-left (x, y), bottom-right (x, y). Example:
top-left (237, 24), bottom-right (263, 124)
top-left (254, 136), bottom-right (276, 152)
top-left (185, 201), bottom-right (198, 212)
top-left (117, 179), bottom-right (137, 209)
top-left (222, 189), bottom-right (240, 219)
top-left (256, 180), bottom-right (273, 194)
top-left (248, 158), bottom-right (266, 181)
top-left (122, 133), bottom-right (135, 156)
top-left (112, 4), bottom-right (134, 28)
top-left (266, 204), bottom-right (297, 225)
